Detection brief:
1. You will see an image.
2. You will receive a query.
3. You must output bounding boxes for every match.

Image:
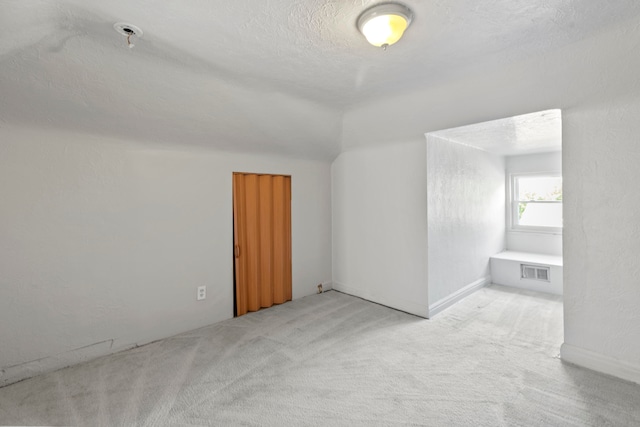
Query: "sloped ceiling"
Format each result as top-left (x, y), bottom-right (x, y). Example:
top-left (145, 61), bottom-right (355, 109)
top-left (1, 1), bottom-right (639, 159)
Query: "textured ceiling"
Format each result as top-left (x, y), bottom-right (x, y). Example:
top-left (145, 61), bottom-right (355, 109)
top-left (1, 1), bottom-right (639, 158)
top-left (427, 110), bottom-right (562, 156)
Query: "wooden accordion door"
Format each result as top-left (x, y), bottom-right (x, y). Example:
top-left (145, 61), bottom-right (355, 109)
top-left (233, 173), bottom-right (292, 316)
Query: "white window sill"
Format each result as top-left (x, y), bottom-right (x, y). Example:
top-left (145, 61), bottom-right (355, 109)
top-left (508, 227), bottom-right (563, 236)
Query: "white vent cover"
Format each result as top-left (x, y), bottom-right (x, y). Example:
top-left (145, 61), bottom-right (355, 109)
top-left (521, 264), bottom-right (550, 282)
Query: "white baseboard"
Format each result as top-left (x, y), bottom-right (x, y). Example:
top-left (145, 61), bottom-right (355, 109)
top-left (561, 343), bottom-right (640, 385)
top-left (332, 282), bottom-right (428, 318)
top-left (427, 276), bottom-right (491, 318)
top-left (321, 281), bottom-right (333, 291)
top-left (1, 339), bottom-right (136, 388)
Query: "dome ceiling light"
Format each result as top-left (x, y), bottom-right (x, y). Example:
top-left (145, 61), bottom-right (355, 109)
top-left (357, 2), bottom-right (413, 50)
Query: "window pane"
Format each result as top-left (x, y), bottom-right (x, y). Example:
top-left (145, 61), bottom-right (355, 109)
top-left (518, 202), bottom-right (563, 227)
top-left (518, 176), bottom-right (562, 201)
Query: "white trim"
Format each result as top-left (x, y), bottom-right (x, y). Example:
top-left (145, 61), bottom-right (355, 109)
top-left (332, 282), bottom-right (428, 318)
top-left (508, 172), bottom-right (563, 234)
top-left (1, 339), bottom-right (137, 387)
top-left (321, 281), bottom-right (333, 291)
top-left (427, 276), bottom-right (491, 318)
top-left (561, 343), bottom-right (640, 385)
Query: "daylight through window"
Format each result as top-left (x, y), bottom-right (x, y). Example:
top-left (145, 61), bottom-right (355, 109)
top-left (511, 174), bottom-right (562, 230)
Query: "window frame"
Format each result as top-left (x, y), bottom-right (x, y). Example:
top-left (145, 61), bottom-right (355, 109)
top-left (508, 172), bottom-right (563, 234)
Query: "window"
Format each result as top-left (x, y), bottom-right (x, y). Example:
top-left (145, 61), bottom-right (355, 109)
top-left (510, 174), bottom-right (562, 232)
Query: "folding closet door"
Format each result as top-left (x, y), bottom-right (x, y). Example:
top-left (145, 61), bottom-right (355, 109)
top-left (233, 173), bottom-right (292, 316)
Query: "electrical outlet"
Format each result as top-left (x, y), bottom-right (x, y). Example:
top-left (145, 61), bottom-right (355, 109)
top-left (197, 285), bottom-right (206, 301)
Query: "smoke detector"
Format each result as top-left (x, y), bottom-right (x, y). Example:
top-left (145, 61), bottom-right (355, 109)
top-left (113, 23), bottom-right (143, 48)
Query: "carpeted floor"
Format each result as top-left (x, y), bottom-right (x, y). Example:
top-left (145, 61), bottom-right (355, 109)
top-left (1, 285), bottom-right (639, 426)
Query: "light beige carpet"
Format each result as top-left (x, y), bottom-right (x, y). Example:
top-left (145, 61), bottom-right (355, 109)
top-left (1, 285), bottom-right (639, 426)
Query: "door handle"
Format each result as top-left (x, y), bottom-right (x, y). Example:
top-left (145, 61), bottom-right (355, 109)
top-left (235, 245), bottom-right (240, 258)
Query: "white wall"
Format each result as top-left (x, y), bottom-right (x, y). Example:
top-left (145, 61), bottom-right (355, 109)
top-left (562, 99), bottom-right (640, 383)
top-left (0, 127), bottom-right (332, 386)
top-left (505, 152), bottom-right (563, 256)
top-left (426, 136), bottom-right (505, 314)
top-left (341, 16), bottom-right (640, 382)
top-left (331, 141), bottom-right (429, 317)
top-left (3, 7), bottom-right (640, 388)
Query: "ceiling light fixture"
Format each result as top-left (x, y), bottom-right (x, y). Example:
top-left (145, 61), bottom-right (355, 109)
top-left (357, 2), bottom-right (413, 50)
top-left (114, 23), bottom-right (143, 49)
